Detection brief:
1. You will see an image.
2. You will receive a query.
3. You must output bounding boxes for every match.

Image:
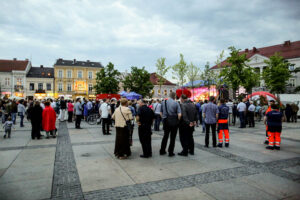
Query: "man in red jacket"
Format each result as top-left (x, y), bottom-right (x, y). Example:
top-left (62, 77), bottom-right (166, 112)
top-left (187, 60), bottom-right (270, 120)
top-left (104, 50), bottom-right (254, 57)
top-left (43, 101), bottom-right (57, 139)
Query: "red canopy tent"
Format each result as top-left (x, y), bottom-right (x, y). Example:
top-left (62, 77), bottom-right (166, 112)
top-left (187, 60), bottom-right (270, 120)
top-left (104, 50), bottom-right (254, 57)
top-left (96, 94), bottom-right (121, 100)
top-left (246, 91), bottom-right (277, 101)
top-left (176, 88), bottom-right (192, 98)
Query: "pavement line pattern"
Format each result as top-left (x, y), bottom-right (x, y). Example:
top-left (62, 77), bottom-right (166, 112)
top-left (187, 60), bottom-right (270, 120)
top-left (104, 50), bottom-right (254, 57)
top-left (83, 157), bottom-right (299, 200)
top-left (51, 122), bottom-right (84, 200)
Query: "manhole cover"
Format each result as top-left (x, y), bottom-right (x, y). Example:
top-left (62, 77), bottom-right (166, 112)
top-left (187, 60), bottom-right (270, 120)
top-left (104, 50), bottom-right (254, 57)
top-left (81, 153), bottom-right (91, 157)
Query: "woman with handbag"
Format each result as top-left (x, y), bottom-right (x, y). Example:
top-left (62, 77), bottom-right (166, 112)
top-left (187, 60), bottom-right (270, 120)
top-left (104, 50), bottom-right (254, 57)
top-left (112, 98), bottom-right (133, 159)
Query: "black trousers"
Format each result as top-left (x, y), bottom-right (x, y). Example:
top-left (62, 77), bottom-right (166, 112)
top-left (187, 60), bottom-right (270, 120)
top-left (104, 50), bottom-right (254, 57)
top-left (179, 124), bottom-right (194, 154)
top-left (248, 111), bottom-right (255, 127)
top-left (138, 125), bottom-right (152, 156)
top-left (102, 118), bottom-right (110, 134)
top-left (160, 123), bottom-right (178, 154)
top-left (68, 111), bottom-right (73, 122)
top-left (232, 114), bottom-right (237, 125)
top-left (31, 121), bottom-right (41, 139)
top-left (75, 115), bottom-right (81, 128)
top-left (205, 123), bottom-right (216, 147)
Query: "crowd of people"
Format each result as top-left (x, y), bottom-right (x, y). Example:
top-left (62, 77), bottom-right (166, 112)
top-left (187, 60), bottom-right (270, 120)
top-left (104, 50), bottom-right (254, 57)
top-left (0, 93), bottom-right (298, 159)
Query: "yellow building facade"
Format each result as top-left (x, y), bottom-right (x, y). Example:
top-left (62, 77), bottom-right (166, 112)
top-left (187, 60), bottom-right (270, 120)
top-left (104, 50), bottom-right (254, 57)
top-left (54, 59), bottom-right (103, 99)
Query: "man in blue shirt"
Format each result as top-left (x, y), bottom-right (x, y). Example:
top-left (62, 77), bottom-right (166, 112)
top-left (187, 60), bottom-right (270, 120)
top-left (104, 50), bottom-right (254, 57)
top-left (202, 96), bottom-right (219, 148)
top-left (160, 92), bottom-right (182, 157)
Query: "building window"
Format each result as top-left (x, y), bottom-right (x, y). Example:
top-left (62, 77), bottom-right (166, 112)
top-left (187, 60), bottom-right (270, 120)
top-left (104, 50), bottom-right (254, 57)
top-left (88, 84), bottom-right (93, 92)
top-left (164, 90), bottom-right (167, 95)
top-left (16, 78), bottom-right (22, 85)
top-left (58, 83), bottom-right (63, 92)
top-left (78, 71), bottom-right (83, 78)
top-left (67, 70), bottom-right (72, 78)
top-left (30, 83), bottom-right (34, 90)
top-left (38, 83), bottom-right (43, 90)
top-left (289, 78), bottom-right (296, 87)
top-left (67, 83), bottom-right (72, 91)
top-left (158, 89), bottom-right (161, 94)
top-left (5, 78), bottom-right (10, 86)
top-left (88, 71), bottom-right (93, 79)
top-left (170, 89), bottom-right (172, 94)
top-left (58, 70), bottom-right (63, 78)
top-left (46, 83), bottom-right (51, 91)
top-left (289, 65), bottom-right (295, 71)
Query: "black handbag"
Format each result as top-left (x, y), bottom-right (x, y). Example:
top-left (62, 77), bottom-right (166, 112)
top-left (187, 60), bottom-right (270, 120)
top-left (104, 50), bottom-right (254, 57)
top-left (164, 100), bottom-right (179, 127)
top-left (120, 107), bottom-right (132, 132)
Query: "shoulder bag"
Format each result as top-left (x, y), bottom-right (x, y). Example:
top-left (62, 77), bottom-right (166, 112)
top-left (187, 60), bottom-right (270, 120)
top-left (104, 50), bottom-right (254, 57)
top-left (120, 107), bottom-right (132, 132)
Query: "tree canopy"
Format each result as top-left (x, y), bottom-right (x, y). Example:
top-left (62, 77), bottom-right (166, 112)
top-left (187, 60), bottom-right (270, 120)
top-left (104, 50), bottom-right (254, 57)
top-left (172, 54), bottom-right (188, 87)
top-left (94, 62), bottom-right (121, 94)
top-left (262, 53), bottom-right (292, 94)
top-left (122, 66), bottom-right (154, 97)
top-left (156, 57), bottom-right (170, 97)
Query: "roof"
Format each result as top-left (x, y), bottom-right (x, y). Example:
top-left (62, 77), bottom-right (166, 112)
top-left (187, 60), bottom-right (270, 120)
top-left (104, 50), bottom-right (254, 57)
top-left (26, 66), bottom-right (54, 78)
top-left (54, 58), bottom-right (103, 68)
top-left (211, 40), bottom-right (300, 69)
top-left (0, 59), bottom-right (29, 72)
top-left (150, 73), bottom-right (176, 86)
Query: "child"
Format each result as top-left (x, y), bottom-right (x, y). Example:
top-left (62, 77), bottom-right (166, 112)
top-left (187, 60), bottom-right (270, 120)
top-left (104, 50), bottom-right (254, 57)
top-left (3, 116), bottom-right (13, 138)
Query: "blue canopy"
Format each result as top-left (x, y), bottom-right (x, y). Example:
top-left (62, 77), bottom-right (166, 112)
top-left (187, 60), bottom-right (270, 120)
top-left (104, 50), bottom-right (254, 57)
top-left (125, 92), bottom-right (142, 100)
top-left (119, 91), bottom-right (127, 96)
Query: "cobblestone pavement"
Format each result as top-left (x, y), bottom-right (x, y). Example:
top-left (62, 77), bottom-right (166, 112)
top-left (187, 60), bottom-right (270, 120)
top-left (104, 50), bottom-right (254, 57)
top-left (0, 118), bottom-right (299, 200)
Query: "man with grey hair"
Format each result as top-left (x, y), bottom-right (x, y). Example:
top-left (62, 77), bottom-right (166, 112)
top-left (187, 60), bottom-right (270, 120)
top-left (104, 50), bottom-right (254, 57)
top-left (160, 92), bottom-right (182, 157)
top-left (248, 101), bottom-right (255, 127)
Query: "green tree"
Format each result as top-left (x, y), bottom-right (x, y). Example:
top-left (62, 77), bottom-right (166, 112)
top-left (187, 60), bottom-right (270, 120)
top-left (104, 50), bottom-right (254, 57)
top-left (262, 53), bottom-right (292, 95)
top-left (219, 46), bottom-right (249, 99)
top-left (156, 57), bottom-right (170, 97)
top-left (201, 62), bottom-right (217, 95)
top-left (172, 54), bottom-right (188, 87)
top-left (241, 67), bottom-right (260, 94)
top-left (94, 62), bottom-right (121, 94)
top-left (122, 66), bottom-right (154, 97)
top-left (187, 62), bottom-right (201, 99)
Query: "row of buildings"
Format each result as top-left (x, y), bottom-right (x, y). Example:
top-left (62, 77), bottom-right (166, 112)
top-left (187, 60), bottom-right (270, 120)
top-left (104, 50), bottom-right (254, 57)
top-left (211, 40), bottom-right (300, 93)
top-left (0, 58), bottom-right (177, 100)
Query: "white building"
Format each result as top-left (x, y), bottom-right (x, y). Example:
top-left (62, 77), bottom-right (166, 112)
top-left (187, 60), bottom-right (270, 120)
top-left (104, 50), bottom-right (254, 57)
top-left (211, 40), bottom-right (300, 93)
top-left (150, 73), bottom-right (177, 99)
top-left (0, 58), bottom-right (31, 98)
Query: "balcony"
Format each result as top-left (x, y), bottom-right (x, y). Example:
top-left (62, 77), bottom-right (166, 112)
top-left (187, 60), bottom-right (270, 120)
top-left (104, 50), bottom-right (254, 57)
top-left (14, 85), bottom-right (24, 92)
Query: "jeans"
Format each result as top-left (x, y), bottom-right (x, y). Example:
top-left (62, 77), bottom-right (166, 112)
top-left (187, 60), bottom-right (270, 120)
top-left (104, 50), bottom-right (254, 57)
top-left (11, 112), bottom-right (17, 124)
top-left (102, 118), bottom-right (110, 134)
top-left (160, 121), bottom-right (178, 154)
top-left (19, 113), bottom-right (24, 127)
top-left (154, 114), bottom-right (161, 131)
top-left (239, 112), bottom-right (246, 128)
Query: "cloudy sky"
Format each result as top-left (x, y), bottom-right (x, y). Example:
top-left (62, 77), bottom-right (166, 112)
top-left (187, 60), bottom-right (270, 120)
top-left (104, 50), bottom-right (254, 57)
top-left (0, 0), bottom-right (299, 75)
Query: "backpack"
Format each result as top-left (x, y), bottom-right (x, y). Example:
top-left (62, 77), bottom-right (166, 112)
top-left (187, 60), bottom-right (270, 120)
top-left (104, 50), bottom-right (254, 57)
top-left (219, 105), bottom-right (229, 119)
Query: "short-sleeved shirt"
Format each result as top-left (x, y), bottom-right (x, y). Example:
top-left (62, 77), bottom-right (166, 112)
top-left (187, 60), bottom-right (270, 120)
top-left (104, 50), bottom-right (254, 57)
top-left (100, 103), bottom-right (111, 118)
top-left (137, 105), bottom-right (154, 126)
top-left (248, 104), bottom-right (255, 112)
top-left (226, 102), bottom-right (233, 114)
top-left (266, 110), bottom-right (283, 132)
top-left (152, 103), bottom-right (162, 114)
top-left (202, 102), bottom-right (219, 124)
top-left (237, 102), bottom-right (246, 112)
top-left (161, 99), bottom-right (181, 119)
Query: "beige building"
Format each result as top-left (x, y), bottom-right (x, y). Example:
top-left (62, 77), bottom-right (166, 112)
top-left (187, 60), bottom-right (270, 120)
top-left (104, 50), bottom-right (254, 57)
top-left (54, 59), bottom-right (103, 99)
top-left (26, 65), bottom-right (54, 99)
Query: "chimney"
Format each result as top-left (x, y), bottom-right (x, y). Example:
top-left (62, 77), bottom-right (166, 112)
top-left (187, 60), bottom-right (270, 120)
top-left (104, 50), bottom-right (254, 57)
top-left (40, 65), bottom-right (44, 68)
top-left (25, 58), bottom-right (29, 61)
top-left (252, 47), bottom-right (257, 52)
top-left (245, 48), bottom-right (249, 52)
top-left (73, 59), bottom-right (76, 64)
top-left (13, 58), bottom-right (17, 61)
top-left (284, 40), bottom-right (291, 46)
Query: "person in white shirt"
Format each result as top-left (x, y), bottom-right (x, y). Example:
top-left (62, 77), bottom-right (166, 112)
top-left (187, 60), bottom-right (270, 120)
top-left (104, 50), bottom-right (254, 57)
top-left (226, 99), bottom-right (233, 125)
top-left (99, 99), bottom-right (111, 135)
top-left (248, 101), bottom-right (255, 127)
top-left (237, 100), bottom-right (246, 128)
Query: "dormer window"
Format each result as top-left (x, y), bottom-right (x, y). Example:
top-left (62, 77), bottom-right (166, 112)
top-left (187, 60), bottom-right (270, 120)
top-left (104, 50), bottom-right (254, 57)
top-left (42, 72), bottom-right (45, 76)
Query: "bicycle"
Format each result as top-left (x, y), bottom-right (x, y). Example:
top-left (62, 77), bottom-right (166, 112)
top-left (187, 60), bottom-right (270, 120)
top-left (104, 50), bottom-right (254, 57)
top-left (87, 113), bottom-right (101, 125)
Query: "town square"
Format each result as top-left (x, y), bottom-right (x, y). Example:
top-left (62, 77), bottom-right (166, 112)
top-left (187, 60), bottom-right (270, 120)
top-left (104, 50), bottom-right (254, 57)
top-left (0, 0), bottom-right (299, 200)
